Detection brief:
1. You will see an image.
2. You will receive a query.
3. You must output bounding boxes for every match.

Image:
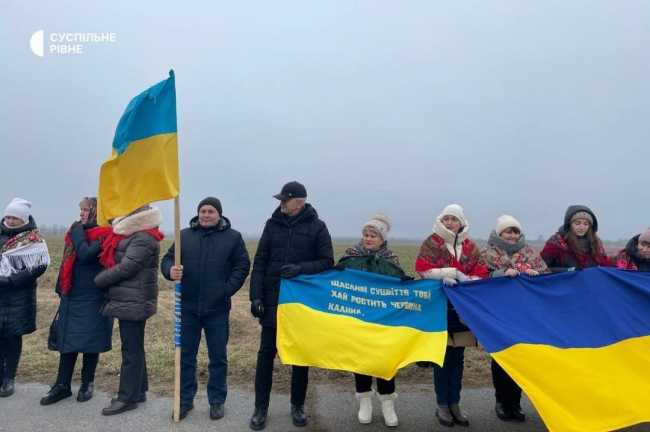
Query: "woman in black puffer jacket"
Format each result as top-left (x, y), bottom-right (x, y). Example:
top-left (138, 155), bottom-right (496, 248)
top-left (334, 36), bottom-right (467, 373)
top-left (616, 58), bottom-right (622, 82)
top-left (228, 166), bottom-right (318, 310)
top-left (0, 198), bottom-right (50, 397)
top-left (94, 205), bottom-right (164, 416)
top-left (40, 197), bottom-right (114, 406)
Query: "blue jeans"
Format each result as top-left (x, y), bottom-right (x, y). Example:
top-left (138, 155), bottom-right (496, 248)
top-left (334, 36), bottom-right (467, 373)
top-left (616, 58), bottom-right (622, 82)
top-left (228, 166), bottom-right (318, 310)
top-left (433, 346), bottom-right (465, 405)
top-left (180, 311), bottom-right (229, 405)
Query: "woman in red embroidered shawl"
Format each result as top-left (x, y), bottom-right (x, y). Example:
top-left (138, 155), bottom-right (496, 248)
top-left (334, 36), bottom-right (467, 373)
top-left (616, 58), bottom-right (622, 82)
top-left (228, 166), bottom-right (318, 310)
top-left (540, 205), bottom-right (610, 272)
top-left (94, 204), bottom-right (164, 416)
top-left (480, 215), bottom-right (550, 423)
top-left (415, 204), bottom-right (487, 428)
top-left (40, 197), bottom-right (114, 406)
top-left (610, 227), bottom-right (650, 271)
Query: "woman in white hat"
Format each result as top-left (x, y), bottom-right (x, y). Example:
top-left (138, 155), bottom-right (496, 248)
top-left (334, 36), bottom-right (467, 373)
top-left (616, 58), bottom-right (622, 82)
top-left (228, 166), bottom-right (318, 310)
top-left (480, 215), bottom-right (550, 423)
top-left (415, 204), bottom-right (487, 428)
top-left (0, 198), bottom-right (50, 397)
top-left (336, 214), bottom-right (407, 427)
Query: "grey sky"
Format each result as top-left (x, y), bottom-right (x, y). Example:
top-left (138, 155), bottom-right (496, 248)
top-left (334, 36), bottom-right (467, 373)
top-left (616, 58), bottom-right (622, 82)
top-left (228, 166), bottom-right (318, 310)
top-left (1, 1), bottom-right (648, 241)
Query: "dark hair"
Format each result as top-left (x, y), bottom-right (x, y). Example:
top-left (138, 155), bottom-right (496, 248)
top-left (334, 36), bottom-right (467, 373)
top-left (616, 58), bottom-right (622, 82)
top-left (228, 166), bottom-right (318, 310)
top-left (501, 227), bottom-right (521, 235)
top-left (563, 226), bottom-right (602, 260)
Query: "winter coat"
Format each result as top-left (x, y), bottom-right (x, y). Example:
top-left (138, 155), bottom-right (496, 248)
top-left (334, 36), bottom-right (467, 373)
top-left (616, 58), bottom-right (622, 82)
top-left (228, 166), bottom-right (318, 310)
top-left (54, 223), bottom-right (114, 353)
top-left (161, 215), bottom-right (251, 316)
top-left (250, 204), bottom-right (334, 327)
top-left (0, 216), bottom-right (48, 337)
top-left (610, 235), bottom-right (650, 271)
top-left (336, 243), bottom-right (406, 279)
top-left (540, 231), bottom-right (610, 272)
top-left (481, 231), bottom-right (550, 278)
top-left (95, 208), bottom-right (162, 321)
top-left (415, 218), bottom-right (487, 347)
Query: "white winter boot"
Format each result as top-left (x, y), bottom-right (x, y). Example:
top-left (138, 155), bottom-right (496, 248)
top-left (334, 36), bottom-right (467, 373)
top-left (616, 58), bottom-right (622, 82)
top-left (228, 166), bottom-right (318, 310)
top-left (378, 392), bottom-right (398, 427)
top-left (355, 391), bottom-right (374, 424)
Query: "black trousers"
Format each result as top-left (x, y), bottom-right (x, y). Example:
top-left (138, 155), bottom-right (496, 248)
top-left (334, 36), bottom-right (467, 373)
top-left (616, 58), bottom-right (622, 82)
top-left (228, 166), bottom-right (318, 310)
top-left (0, 335), bottom-right (22, 380)
top-left (254, 325), bottom-right (308, 410)
top-left (354, 373), bottom-right (395, 395)
top-left (492, 358), bottom-right (522, 406)
top-left (117, 320), bottom-right (149, 403)
top-left (56, 352), bottom-right (100, 385)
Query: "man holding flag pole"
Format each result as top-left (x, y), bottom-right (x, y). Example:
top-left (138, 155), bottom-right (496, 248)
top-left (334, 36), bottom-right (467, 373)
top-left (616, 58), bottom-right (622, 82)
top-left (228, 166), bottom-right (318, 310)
top-left (96, 70), bottom-right (182, 420)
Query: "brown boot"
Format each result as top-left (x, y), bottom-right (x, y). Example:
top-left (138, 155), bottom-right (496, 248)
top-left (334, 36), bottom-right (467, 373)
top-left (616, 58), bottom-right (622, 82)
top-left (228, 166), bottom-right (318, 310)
top-left (449, 405), bottom-right (469, 426)
top-left (436, 405), bottom-right (454, 427)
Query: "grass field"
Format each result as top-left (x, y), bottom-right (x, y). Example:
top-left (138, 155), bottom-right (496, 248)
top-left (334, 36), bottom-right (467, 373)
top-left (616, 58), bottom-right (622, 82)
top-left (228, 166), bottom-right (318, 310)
top-left (20, 238), bottom-right (492, 397)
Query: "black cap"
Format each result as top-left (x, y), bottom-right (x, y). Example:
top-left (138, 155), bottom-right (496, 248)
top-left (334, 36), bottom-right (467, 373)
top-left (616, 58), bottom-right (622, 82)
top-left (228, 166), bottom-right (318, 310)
top-left (273, 181), bottom-right (307, 201)
top-left (197, 197), bottom-right (222, 215)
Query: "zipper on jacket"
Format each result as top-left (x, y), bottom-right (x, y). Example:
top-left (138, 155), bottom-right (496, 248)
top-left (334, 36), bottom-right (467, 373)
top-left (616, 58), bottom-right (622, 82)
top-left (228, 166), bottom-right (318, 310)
top-left (284, 228), bottom-right (293, 265)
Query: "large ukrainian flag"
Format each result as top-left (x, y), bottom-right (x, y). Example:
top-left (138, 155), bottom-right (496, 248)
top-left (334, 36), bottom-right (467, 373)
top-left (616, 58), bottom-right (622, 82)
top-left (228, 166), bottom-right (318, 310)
top-left (445, 268), bottom-right (650, 432)
top-left (277, 269), bottom-right (448, 380)
top-left (97, 70), bottom-right (179, 225)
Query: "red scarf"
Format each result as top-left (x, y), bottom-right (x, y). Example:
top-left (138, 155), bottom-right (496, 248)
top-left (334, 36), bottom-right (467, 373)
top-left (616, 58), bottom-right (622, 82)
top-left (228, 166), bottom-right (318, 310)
top-left (98, 228), bottom-right (164, 269)
top-left (59, 226), bottom-right (113, 294)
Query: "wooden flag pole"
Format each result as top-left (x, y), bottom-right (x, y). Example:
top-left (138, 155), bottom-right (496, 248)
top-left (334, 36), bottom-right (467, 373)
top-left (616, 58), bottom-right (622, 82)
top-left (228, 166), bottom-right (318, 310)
top-left (173, 195), bottom-right (182, 423)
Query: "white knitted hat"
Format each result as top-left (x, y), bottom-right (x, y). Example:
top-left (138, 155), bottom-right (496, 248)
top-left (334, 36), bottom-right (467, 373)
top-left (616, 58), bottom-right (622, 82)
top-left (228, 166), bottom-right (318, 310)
top-left (363, 214), bottom-right (392, 242)
top-left (5, 198), bottom-right (31, 223)
top-left (496, 215), bottom-right (522, 235)
top-left (439, 204), bottom-right (467, 227)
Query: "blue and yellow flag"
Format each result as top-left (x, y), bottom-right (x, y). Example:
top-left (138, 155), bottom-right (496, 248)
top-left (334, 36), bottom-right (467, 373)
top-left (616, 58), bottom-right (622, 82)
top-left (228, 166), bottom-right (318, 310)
top-left (445, 268), bottom-right (650, 432)
top-left (97, 70), bottom-right (179, 225)
top-left (277, 269), bottom-right (448, 380)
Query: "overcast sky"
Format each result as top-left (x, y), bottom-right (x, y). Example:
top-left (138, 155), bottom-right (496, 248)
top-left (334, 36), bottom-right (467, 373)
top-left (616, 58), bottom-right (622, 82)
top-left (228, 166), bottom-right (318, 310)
top-left (1, 1), bottom-right (648, 241)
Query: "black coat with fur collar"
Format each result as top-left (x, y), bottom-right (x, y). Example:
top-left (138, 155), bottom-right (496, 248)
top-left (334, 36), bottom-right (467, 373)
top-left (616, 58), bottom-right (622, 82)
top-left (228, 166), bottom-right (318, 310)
top-left (95, 208), bottom-right (162, 321)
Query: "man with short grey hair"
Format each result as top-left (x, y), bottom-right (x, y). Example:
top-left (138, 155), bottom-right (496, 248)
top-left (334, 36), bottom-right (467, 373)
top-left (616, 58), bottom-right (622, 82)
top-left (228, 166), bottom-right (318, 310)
top-left (249, 181), bottom-right (334, 430)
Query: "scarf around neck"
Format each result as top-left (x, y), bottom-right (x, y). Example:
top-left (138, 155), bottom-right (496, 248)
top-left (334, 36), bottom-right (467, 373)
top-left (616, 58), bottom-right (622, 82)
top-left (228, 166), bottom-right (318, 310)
top-left (0, 229), bottom-right (50, 277)
top-left (342, 240), bottom-right (401, 268)
top-left (59, 225), bottom-right (113, 294)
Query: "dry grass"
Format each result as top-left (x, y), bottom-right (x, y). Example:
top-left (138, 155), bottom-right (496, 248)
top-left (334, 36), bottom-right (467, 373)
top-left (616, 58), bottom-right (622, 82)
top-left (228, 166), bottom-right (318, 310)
top-left (20, 238), bottom-right (492, 397)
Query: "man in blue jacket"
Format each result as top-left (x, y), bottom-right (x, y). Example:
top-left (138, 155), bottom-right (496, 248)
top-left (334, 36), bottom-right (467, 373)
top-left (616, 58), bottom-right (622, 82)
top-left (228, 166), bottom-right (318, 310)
top-left (161, 197), bottom-right (250, 421)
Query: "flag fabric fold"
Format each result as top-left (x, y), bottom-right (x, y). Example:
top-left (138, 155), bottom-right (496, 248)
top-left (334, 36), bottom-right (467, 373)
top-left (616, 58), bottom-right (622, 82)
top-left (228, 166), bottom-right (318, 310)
top-left (97, 70), bottom-right (179, 225)
top-left (277, 269), bottom-right (448, 380)
top-left (444, 268), bottom-right (650, 432)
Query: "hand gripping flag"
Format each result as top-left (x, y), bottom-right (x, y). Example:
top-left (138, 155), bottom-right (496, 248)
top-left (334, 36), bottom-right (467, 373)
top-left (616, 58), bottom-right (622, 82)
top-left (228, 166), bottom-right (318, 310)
top-left (97, 70), bottom-right (179, 225)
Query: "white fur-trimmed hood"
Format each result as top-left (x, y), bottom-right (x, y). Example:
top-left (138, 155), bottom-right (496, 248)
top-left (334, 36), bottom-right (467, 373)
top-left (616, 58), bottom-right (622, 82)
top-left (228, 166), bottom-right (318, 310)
top-left (112, 207), bottom-right (163, 236)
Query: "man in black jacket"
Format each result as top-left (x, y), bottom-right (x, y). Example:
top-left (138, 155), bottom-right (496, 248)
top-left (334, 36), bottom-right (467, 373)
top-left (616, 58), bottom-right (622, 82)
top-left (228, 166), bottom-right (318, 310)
top-left (161, 197), bottom-right (250, 421)
top-left (248, 182), bottom-right (334, 430)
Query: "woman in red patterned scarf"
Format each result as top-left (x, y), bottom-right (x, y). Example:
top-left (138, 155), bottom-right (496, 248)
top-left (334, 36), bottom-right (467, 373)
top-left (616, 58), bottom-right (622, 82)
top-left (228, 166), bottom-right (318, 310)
top-left (415, 204), bottom-right (487, 428)
top-left (480, 215), bottom-right (550, 423)
top-left (40, 197), bottom-right (114, 406)
top-left (0, 198), bottom-right (50, 397)
top-left (540, 205), bottom-right (610, 272)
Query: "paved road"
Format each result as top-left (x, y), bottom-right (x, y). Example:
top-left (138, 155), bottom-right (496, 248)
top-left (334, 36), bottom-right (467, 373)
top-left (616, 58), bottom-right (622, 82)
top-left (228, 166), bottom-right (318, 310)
top-left (1, 382), bottom-right (647, 431)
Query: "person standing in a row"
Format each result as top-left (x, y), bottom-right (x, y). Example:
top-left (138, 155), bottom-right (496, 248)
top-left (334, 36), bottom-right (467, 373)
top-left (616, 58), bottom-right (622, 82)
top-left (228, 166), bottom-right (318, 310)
top-left (41, 197), bottom-right (113, 406)
top-left (162, 197), bottom-right (250, 421)
top-left (336, 214), bottom-right (406, 427)
top-left (541, 205), bottom-right (610, 272)
top-left (610, 228), bottom-right (650, 270)
top-left (415, 204), bottom-right (487, 428)
top-left (249, 181), bottom-right (334, 431)
top-left (481, 215), bottom-right (550, 423)
top-left (0, 198), bottom-right (50, 397)
top-left (95, 204), bottom-right (164, 416)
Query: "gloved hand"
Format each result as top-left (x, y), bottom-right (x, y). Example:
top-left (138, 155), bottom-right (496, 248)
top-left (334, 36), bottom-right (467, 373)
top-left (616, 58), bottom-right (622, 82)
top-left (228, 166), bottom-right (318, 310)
top-left (400, 275), bottom-right (415, 282)
top-left (443, 277), bottom-right (457, 287)
top-left (70, 220), bottom-right (82, 231)
top-left (334, 264), bottom-right (345, 271)
top-left (250, 299), bottom-right (265, 318)
top-left (456, 272), bottom-right (471, 283)
top-left (280, 264), bottom-right (301, 279)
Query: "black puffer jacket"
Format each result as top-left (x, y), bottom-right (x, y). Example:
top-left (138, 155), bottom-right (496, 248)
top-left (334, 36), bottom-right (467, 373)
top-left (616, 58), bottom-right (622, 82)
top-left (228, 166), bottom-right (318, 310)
top-left (0, 216), bottom-right (49, 337)
top-left (250, 204), bottom-right (334, 327)
top-left (161, 215), bottom-right (250, 316)
top-left (55, 223), bottom-right (114, 353)
top-left (95, 208), bottom-right (162, 321)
